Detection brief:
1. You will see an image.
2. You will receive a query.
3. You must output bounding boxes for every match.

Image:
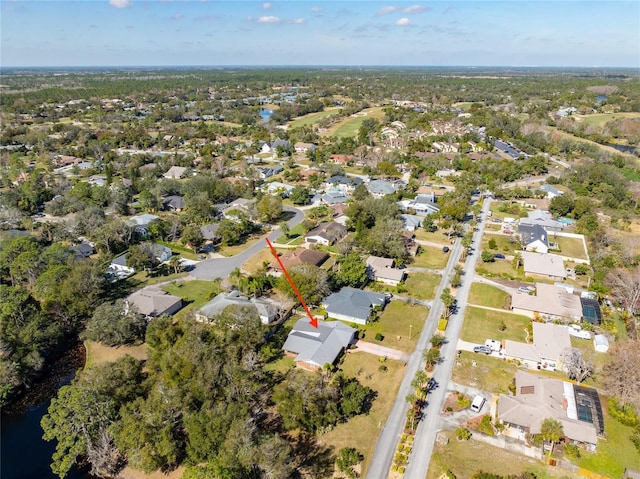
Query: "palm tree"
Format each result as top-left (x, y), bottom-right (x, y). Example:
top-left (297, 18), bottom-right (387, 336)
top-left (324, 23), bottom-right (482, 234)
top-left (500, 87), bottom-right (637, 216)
top-left (540, 417), bottom-right (564, 460)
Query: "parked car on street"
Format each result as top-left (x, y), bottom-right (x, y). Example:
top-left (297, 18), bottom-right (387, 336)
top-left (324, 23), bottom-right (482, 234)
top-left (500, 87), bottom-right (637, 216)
top-left (518, 286), bottom-right (535, 294)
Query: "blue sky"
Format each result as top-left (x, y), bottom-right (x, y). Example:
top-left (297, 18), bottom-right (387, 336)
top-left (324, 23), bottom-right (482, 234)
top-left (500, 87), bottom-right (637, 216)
top-left (1, 1), bottom-right (638, 67)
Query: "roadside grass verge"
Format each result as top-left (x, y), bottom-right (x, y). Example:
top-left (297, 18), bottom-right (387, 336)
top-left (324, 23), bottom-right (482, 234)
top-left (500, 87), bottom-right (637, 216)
top-left (451, 351), bottom-right (518, 394)
top-left (468, 283), bottom-right (510, 309)
top-left (404, 272), bottom-right (441, 300)
top-left (411, 245), bottom-right (449, 269)
top-left (428, 430), bottom-right (582, 479)
top-left (241, 249), bottom-right (275, 275)
top-left (218, 232), bottom-right (265, 257)
top-left (320, 352), bottom-right (406, 476)
top-left (460, 306), bottom-right (531, 344)
top-left (359, 301), bottom-right (429, 353)
top-left (554, 236), bottom-right (588, 260)
top-left (130, 269), bottom-right (188, 288)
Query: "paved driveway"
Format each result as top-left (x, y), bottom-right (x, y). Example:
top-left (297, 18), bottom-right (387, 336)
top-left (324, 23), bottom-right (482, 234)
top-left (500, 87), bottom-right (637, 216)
top-left (352, 340), bottom-right (411, 363)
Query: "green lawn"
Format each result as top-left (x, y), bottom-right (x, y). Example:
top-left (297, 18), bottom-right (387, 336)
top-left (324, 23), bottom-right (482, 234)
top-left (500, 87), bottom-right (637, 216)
top-left (324, 107), bottom-right (385, 138)
top-left (554, 236), bottom-right (589, 260)
top-left (576, 112), bottom-right (640, 128)
top-left (428, 430), bottom-right (582, 479)
top-left (288, 107), bottom-right (341, 129)
top-left (468, 283), bottom-right (510, 309)
top-left (162, 279), bottom-right (222, 319)
top-left (575, 396), bottom-right (640, 477)
top-left (481, 232), bottom-right (520, 253)
top-left (320, 352), bottom-right (407, 477)
top-left (413, 228), bottom-right (451, 245)
top-left (218, 233), bottom-right (266, 257)
top-left (411, 245), bottom-right (450, 269)
top-left (404, 272), bottom-right (441, 300)
top-left (360, 301), bottom-right (429, 352)
top-left (130, 269), bottom-right (188, 288)
top-left (154, 240), bottom-right (198, 260)
top-left (451, 351), bottom-right (518, 394)
top-left (460, 306), bottom-right (531, 344)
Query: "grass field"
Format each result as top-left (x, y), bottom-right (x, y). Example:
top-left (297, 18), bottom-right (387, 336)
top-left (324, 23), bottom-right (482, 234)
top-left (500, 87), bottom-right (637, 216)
top-left (288, 107), bottom-right (341, 129)
top-left (413, 228), bottom-right (452, 245)
top-left (130, 270), bottom-right (188, 288)
top-left (411, 245), bottom-right (450, 269)
top-left (575, 112), bottom-right (640, 128)
top-left (481, 232), bottom-right (520, 253)
top-left (324, 107), bottom-right (385, 138)
top-left (241, 248), bottom-right (275, 274)
top-left (468, 283), bottom-right (510, 309)
top-left (451, 351), bottom-right (518, 394)
top-left (476, 258), bottom-right (524, 280)
top-left (554, 236), bottom-right (589, 260)
top-left (162, 279), bottom-right (222, 320)
top-left (361, 301), bottom-right (429, 352)
top-left (460, 306), bottom-right (531, 344)
top-left (428, 430), bottom-right (582, 479)
top-left (218, 232), bottom-right (266, 257)
top-left (320, 352), bottom-right (407, 476)
top-left (84, 340), bottom-right (148, 368)
top-left (404, 271), bottom-right (441, 300)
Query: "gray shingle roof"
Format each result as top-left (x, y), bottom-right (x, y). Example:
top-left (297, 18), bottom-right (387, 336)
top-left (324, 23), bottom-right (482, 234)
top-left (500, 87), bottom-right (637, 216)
top-left (518, 224), bottom-right (549, 248)
top-left (323, 287), bottom-right (387, 323)
top-left (282, 318), bottom-right (356, 368)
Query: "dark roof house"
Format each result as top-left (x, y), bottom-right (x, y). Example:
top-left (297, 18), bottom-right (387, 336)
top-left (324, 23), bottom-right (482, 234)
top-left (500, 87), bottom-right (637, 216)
top-left (322, 287), bottom-right (387, 325)
top-left (518, 224), bottom-right (550, 253)
top-left (271, 248), bottom-right (329, 273)
top-left (305, 222), bottom-right (347, 246)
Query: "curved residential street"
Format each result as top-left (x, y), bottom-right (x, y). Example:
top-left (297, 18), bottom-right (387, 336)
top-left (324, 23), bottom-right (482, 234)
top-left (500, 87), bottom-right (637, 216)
top-left (189, 206), bottom-right (305, 280)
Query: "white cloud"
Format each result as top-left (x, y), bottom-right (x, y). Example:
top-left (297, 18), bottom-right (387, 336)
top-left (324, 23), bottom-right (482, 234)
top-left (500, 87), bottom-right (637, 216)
top-left (396, 17), bottom-right (410, 26)
top-left (292, 18), bottom-right (306, 24)
top-left (403, 5), bottom-right (427, 14)
top-left (108, 0), bottom-right (132, 8)
top-left (258, 15), bottom-right (280, 23)
top-left (311, 6), bottom-right (321, 13)
top-left (262, 2), bottom-right (271, 10)
top-left (377, 6), bottom-right (399, 15)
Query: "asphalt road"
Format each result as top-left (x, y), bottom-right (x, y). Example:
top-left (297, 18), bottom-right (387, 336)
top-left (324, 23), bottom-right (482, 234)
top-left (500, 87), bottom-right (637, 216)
top-left (189, 206), bottom-right (305, 280)
top-left (402, 197), bottom-right (492, 479)
top-left (366, 235), bottom-right (463, 479)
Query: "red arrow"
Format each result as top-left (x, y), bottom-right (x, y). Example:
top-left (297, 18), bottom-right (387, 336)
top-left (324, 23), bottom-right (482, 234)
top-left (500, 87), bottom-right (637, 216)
top-left (266, 237), bottom-right (318, 328)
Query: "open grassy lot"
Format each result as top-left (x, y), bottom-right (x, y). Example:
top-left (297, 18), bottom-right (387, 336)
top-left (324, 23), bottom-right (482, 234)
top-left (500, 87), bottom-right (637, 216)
top-left (84, 340), bottom-right (148, 368)
top-left (130, 269), bottom-right (188, 288)
top-left (451, 351), bottom-right (518, 394)
top-left (404, 272), bottom-right (441, 300)
top-left (162, 279), bottom-right (222, 320)
top-left (468, 283), bottom-right (510, 309)
top-left (481, 232), bottom-right (520, 253)
top-left (575, 396), bottom-right (640, 477)
top-left (428, 430), bottom-right (582, 479)
top-left (554, 235), bottom-right (589, 260)
top-left (361, 301), bottom-right (429, 352)
top-left (241, 248), bottom-right (276, 274)
top-left (288, 107), bottom-right (341, 129)
top-left (324, 107), bottom-right (385, 138)
top-left (218, 232), bottom-right (266, 257)
top-left (476, 258), bottom-right (525, 280)
top-left (575, 112), bottom-right (640, 128)
top-left (413, 228), bottom-right (451, 245)
top-left (411, 245), bottom-right (450, 269)
top-left (320, 352), bottom-right (407, 476)
top-left (460, 306), bottom-right (531, 344)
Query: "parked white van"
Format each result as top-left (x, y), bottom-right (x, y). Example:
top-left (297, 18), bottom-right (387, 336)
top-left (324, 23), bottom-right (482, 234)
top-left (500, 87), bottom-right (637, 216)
top-left (470, 395), bottom-right (486, 413)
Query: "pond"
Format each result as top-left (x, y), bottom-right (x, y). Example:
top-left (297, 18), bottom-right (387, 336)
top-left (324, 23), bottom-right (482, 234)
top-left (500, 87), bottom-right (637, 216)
top-left (259, 108), bottom-right (274, 122)
top-left (596, 95), bottom-right (608, 103)
top-left (604, 142), bottom-right (637, 154)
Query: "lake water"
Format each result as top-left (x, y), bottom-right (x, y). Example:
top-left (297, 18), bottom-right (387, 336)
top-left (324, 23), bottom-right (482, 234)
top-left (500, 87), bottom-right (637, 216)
top-left (259, 108), bottom-right (274, 122)
top-left (605, 142), bottom-right (637, 154)
top-left (596, 95), bottom-right (608, 103)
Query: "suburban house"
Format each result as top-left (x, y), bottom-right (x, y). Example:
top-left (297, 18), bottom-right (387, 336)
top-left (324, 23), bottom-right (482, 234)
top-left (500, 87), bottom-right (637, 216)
top-left (294, 142), bottom-right (316, 153)
top-left (518, 224), bottom-right (550, 254)
top-left (162, 195), bottom-right (185, 212)
top-left (519, 210), bottom-right (564, 232)
top-left (128, 213), bottom-right (160, 236)
top-left (260, 140), bottom-right (290, 154)
top-left (401, 214), bottom-right (423, 231)
top-left (497, 370), bottom-right (603, 451)
top-left (124, 285), bottom-right (183, 318)
top-left (258, 165), bottom-right (284, 179)
top-left (270, 248), bottom-right (329, 274)
top-left (106, 254), bottom-right (135, 281)
top-left (305, 222), bottom-right (347, 246)
top-left (521, 251), bottom-right (566, 280)
top-left (321, 191), bottom-right (349, 206)
top-left (326, 175), bottom-right (363, 191)
top-left (538, 184), bottom-right (564, 199)
top-left (511, 283), bottom-right (583, 322)
top-left (263, 181), bottom-right (294, 197)
top-left (149, 243), bottom-right (173, 263)
top-left (329, 154), bottom-right (355, 165)
top-left (163, 166), bottom-right (188, 179)
top-left (366, 179), bottom-right (398, 197)
top-left (73, 241), bottom-right (95, 259)
top-left (366, 256), bottom-right (406, 286)
top-left (322, 287), bottom-right (388, 325)
top-left (195, 290), bottom-right (280, 325)
top-left (200, 224), bottom-right (221, 243)
top-left (503, 322), bottom-right (572, 371)
top-left (400, 194), bottom-right (440, 215)
top-left (220, 198), bottom-right (255, 220)
top-left (282, 318), bottom-right (356, 371)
